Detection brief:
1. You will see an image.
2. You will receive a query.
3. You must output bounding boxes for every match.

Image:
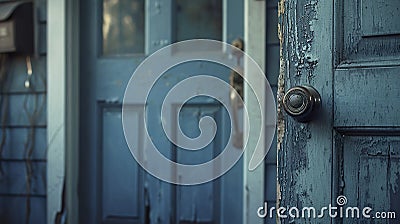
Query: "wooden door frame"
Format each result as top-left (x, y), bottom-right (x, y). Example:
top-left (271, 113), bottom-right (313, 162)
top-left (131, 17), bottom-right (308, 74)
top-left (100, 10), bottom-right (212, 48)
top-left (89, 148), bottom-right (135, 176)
top-left (47, 0), bottom-right (66, 223)
top-left (243, 0), bottom-right (266, 224)
top-left (65, 0), bottom-right (80, 223)
top-left (47, 0), bottom-right (266, 223)
top-left (47, 0), bottom-right (79, 223)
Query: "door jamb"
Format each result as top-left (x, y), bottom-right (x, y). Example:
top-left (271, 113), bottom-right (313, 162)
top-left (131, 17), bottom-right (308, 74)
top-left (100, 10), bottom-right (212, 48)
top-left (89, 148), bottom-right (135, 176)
top-left (47, 0), bottom-right (66, 223)
top-left (65, 0), bottom-right (80, 222)
top-left (243, 0), bottom-right (266, 223)
top-left (47, 0), bottom-right (80, 223)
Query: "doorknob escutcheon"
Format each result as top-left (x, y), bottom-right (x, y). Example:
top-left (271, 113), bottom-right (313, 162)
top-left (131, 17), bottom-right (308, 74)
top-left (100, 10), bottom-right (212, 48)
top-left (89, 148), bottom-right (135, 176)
top-left (283, 85), bottom-right (321, 122)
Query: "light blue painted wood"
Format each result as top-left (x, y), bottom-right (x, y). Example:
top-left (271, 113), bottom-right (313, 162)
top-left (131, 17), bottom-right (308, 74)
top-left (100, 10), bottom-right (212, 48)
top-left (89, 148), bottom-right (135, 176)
top-left (79, 0), bottom-right (145, 222)
top-left (277, 0), bottom-right (334, 223)
top-left (341, 136), bottom-right (400, 223)
top-left (334, 67), bottom-right (400, 127)
top-left (47, 0), bottom-right (66, 222)
top-left (174, 104), bottom-right (227, 223)
top-left (79, 0), bottom-right (244, 223)
top-left (101, 105), bottom-right (143, 222)
top-left (146, 0), bottom-right (172, 54)
top-left (342, 0), bottom-right (400, 63)
top-left (332, 2), bottom-right (400, 223)
top-left (279, 0), bottom-right (400, 223)
top-left (243, 0), bottom-right (266, 223)
top-left (63, 0), bottom-right (80, 222)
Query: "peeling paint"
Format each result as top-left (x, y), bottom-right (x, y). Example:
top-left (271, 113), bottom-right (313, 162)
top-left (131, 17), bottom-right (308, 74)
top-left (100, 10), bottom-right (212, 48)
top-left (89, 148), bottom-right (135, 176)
top-left (277, 0), bottom-right (323, 222)
top-left (276, 0), bottom-right (286, 222)
top-left (278, 0), bottom-right (400, 222)
top-left (293, 0), bottom-right (319, 80)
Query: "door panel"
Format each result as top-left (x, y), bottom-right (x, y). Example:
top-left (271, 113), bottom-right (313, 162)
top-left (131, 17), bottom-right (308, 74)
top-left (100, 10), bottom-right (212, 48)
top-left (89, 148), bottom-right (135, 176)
top-left (360, 0), bottom-right (400, 36)
top-left (79, 0), bottom-right (244, 223)
top-left (341, 0), bottom-right (400, 63)
top-left (335, 0), bottom-right (400, 221)
top-left (279, 0), bottom-right (400, 223)
top-left (100, 105), bottom-right (144, 223)
top-left (143, 60), bottom-right (240, 223)
top-left (175, 103), bottom-right (227, 223)
top-left (340, 136), bottom-right (400, 223)
top-left (334, 67), bottom-right (400, 127)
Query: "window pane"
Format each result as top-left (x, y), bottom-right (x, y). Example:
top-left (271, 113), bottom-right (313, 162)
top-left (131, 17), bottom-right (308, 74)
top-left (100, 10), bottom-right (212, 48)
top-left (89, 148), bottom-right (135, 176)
top-left (175, 0), bottom-right (222, 42)
top-left (102, 0), bottom-right (145, 55)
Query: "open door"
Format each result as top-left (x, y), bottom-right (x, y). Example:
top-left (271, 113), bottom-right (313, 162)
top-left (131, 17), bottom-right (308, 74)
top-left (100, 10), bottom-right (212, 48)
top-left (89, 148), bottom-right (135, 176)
top-left (278, 0), bottom-right (400, 223)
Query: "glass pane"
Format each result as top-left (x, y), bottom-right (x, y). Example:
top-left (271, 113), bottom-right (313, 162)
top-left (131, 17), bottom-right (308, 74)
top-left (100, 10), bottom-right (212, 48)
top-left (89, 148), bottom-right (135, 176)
top-left (175, 0), bottom-right (222, 42)
top-left (102, 0), bottom-right (145, 55)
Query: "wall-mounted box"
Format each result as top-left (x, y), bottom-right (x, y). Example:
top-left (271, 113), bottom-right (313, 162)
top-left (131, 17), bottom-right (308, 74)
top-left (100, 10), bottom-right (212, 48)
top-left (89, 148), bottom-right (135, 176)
top-left (0, 1), bottom-right (33, 54)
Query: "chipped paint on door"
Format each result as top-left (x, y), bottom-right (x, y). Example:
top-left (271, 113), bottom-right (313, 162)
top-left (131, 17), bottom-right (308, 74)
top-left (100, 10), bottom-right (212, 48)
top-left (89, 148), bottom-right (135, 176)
top-left (278, 0), bottom-right (400, 223)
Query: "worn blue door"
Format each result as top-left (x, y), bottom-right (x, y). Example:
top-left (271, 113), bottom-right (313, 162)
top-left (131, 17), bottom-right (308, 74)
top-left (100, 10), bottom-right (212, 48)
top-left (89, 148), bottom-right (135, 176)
top-left (79, 0), bottom-right (244, 223)
top-left (278, 0), bottom-right (400, 223)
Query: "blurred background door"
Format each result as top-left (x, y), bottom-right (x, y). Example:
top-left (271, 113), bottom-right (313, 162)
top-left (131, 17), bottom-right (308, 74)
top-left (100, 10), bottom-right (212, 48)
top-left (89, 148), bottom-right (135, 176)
top-left (79, 0), bottom-right (244, 223)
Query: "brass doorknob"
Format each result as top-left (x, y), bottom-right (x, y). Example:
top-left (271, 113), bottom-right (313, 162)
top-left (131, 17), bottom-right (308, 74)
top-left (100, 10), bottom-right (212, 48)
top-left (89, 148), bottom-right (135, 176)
top-left (283, 85), bottom-right (321, 122)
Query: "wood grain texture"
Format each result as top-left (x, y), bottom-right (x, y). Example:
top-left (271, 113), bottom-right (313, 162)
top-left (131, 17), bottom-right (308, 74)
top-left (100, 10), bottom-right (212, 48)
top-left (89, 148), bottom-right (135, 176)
top-left (340, 0), bottom-right (400, 64)
top-left (334, 67), bottom-right (400, 127)
top-left (47, 0), bottom-right (66, 223)
top-left (339, 136), bottom-right (400, 223)
top-left (279, 0), bottom-right (400, 223)
top-left (278, 0), bottom-right (334, 223)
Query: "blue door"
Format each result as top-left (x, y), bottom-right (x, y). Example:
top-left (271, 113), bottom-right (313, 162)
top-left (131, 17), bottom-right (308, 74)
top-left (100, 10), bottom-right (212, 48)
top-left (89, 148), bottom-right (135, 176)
top-left (278, 0), bottom-right (400, 223)
top-left (79, 0), bottom-right (244, 223)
